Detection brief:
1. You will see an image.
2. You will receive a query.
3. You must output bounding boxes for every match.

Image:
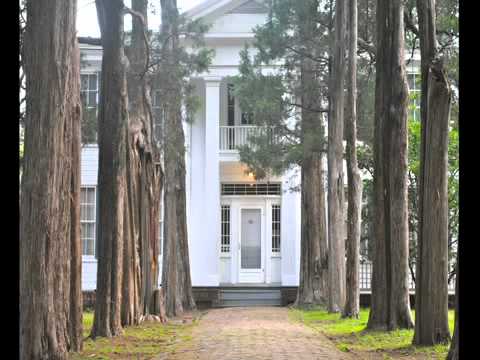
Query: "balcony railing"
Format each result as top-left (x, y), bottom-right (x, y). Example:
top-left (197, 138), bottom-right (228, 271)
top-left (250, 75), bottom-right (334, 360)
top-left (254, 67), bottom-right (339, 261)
top-left (219, 125), bottom-right (277, 151)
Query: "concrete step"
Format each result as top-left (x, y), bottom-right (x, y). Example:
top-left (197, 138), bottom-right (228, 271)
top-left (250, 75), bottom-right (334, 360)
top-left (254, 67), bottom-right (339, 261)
top-left (217, 298), bottom-right (282, 307)
top-left (217, 289), bottom-right (281, 307)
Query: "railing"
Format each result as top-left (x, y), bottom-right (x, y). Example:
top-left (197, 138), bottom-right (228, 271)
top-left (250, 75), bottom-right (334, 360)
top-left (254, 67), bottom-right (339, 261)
top-left (219, 125), bottom-right (277, 151)
top-left (359, 261), bottom-right (456, 293)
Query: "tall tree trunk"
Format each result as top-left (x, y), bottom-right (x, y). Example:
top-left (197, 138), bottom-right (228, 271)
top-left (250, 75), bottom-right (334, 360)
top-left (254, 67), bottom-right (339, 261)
top-left (328, 0), bottom-right (347, 313)
top-left (295, 0), bottom-right (329, 307)
top-left (91, 0), bottom-right (129, 338)
top-left (368, 0), bottom-right (414, 330)
top-left (297, 155), bottom-right (329, 306)
top-left (122, 0), bottom-right (167, 326)
top-left (342, 0), bottom-right (362, 319)
top-left (160, 0), bottom-right (196, 317)
top-left (413, 0), bottom-right (451, 345)
top-left (447, 256), bottom-right (459, 360)
top-left (20, 0), bottom-right (82, 357)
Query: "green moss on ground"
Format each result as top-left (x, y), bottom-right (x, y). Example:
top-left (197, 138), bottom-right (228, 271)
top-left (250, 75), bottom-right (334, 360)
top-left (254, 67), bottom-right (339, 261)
top-left (290, 307), bottom-right (455, 359)
top-left (69, 311), bottom-right (200, 360)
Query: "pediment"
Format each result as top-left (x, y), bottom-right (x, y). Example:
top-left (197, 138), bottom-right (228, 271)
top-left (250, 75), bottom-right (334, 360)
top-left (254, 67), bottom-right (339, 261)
top-left (227, 0), bottom-right (267, 14)
top-left (185, 0), bottom-right (267, 21)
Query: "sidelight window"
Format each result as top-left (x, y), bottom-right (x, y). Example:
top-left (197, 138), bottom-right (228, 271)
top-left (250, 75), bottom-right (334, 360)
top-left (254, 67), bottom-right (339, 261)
top-left (272, 205), bottom-right (281, 253)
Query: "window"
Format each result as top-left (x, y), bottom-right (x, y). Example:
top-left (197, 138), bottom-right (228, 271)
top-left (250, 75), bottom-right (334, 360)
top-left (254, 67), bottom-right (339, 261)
top-left (407, 72), bottom-right (421, 122)
top-left (221, 183), bottom-right (281, 196)
top-left (272, 205), bottom-right (281, 253)
top-left (152, 89), bottom-right (164, 144)
top-left (80, 73), bottom-right (99, 109)
top-left (81, 187), bottom-right (96, 256)
top-left (81, 73), bottom-right (100, 144)
top-left (221, 205), bottom-right (231, 253)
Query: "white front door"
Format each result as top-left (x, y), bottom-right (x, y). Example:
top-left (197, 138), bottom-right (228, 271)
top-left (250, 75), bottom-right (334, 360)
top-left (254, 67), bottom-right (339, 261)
top-left (239, 208), bottom-right (264, 283)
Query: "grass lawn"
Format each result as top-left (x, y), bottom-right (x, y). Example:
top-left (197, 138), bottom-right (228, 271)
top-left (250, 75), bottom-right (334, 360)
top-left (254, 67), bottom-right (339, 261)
top-left (69, 311), bottom-right (200, 360)
top-left (290, 307), bottom-right (455, 359)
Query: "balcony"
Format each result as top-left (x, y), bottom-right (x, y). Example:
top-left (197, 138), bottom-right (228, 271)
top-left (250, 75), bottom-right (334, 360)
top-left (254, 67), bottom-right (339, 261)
top-left (219, 125), bottom-right (277, 151)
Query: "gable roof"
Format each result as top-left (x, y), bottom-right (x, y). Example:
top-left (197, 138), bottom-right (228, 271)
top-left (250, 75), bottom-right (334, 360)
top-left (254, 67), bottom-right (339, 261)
top-left (185, 0), bottom-right (267, 21)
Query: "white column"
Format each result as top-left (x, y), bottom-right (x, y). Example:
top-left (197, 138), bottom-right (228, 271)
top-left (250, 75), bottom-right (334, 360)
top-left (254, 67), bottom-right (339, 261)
top-left (203, 76), bottom-right (222, 286)
top-left (281, 166), bottom-right (301, 286)
top-left (188, 80), bottom-right (205, 286)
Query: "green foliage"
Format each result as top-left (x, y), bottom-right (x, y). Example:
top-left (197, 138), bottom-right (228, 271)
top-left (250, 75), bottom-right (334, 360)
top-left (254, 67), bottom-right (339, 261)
top-left (291, 307), bottom-right (455, 358)
top-left (406, 108), bottom-right (459, 280)
top-left (71, 311), bottom-right (198, 360)
top-left (232, 0), bottom-right (331, 180)
top-left (407, 110), bottom-right (421, 175)
top-left (357, 92), bottom-right (459, 278)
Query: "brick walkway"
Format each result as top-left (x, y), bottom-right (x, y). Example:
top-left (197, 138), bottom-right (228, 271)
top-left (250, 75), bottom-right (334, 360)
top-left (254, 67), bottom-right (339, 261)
top-left (157, 307), bottom-right (353, 360)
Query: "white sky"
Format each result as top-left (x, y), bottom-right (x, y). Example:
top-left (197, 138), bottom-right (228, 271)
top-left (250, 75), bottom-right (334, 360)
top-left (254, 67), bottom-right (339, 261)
top-left (77, 0), bottom-right (206, 37)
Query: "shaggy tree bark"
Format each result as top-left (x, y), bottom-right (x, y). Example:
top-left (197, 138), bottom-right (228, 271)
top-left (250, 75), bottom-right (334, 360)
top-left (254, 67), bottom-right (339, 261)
top-left (367, 0), bottom-right (414, 330)
top-left (20, 0), bottom-right (82, 357)
top-left (295, 0), bottom-right (329, 307)
top-left (413, 0), bottom-right (451, 345)
top-left (342, 0), bottom-right (362, 319)
top-left (296, 69), bottom-right (329, 306)
top-left (122, 0), bottom-right (166, 326)
top-left (297, 153), bottom-right (329, 306)
top-left (328, 0), bottom-right (347, 313)
top-left (91, 0), bottom-right (129, 338)
top-left (160, 0), bottom-right (196, 317)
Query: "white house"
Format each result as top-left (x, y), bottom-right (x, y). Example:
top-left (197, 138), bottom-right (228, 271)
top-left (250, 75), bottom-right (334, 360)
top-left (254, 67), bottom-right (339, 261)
top-left (79, 0), bottom-right (429, 304)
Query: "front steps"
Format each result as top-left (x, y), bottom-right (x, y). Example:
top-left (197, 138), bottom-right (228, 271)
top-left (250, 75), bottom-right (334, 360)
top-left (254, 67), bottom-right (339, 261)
top-left (217, 288), bottom-right (282, 307)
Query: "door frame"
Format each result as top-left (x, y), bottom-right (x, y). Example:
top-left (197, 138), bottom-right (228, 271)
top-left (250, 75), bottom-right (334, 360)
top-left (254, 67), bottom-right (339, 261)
top-left (238, 205), bottom-right (265, 283)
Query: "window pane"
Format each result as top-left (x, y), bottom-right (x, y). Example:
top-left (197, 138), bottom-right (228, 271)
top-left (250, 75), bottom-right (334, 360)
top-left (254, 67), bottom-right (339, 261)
top-left (221, 205), bottom-right (230, 252)
top-left (81, 75), bottom-right (88, 90)
top-left (86, 204), bottom-right (95, 221)
top-left (80, 92), bottom-right (87, 108)
top-left (80, 204), bottom-right (87, 221)
top-left (86, 188), bottom-right (95, 204)
top-left (89, 74), bottom-right (97, 91)
top-left (81, 188), bottom-right (87, 203)
top-left (81, 187), bottom-right (96, 256)
top-left (81, 223), bottom-right (95, 256)
top-left (84, 238), bottom-right (94, 256)
top-left (407, 74), bottom-right (415, 90)
top-left (272, 205), bottom-right (281, 252)
top-left (88, 91), bottom-right (97, 107)
top-left (86, 223), bottom-right (95, 238)
top-left (241, 209), bottom-right (261, 268)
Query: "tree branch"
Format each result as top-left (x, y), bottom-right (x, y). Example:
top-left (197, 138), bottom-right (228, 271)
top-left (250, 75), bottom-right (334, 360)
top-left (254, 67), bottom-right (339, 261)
top-left (404, 10), bottom-right (419, 36)
top-left (284, 44), bottom-right (329, 65)
top-left (285, 101), bottom-right (329, 113)
top-left (357, 37), bottom-right (376, 58)
top-left (123, 6), bottom-right (151, 79)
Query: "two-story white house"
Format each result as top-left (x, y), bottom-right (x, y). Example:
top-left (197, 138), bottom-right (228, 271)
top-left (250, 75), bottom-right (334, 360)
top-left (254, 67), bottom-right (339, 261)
top-left (80, 0), bottom-right (302, 305)
top-left (79, 0), bottom-right (430, 306)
